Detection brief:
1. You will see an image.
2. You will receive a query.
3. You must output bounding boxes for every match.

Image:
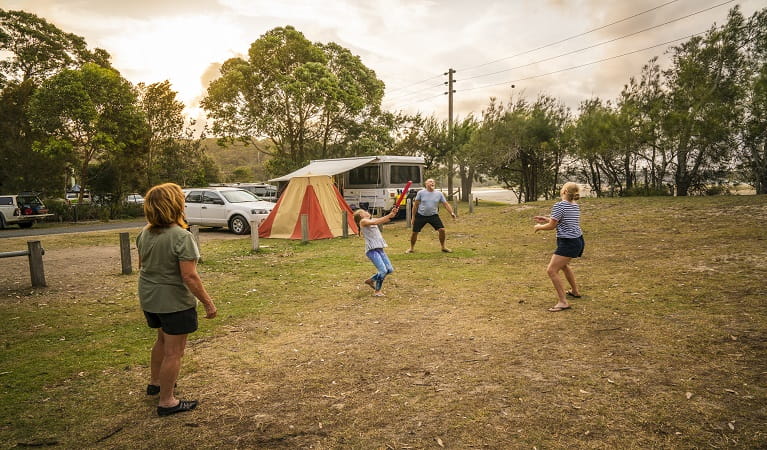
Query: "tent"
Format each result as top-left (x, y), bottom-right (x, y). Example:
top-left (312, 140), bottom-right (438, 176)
top-left (258, 175), bottom-right (358, 240)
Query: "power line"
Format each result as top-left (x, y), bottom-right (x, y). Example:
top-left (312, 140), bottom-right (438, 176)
top-left (384, 0), bottom-right (684, 104)
top-left (456, 0), bottom-right (682, 74)
top-left (460, 30), bottom-right (707, 93)
top-left (459, 0), bottom-right (736, 83)
top-left (383, 81), bottom-right (445, 103)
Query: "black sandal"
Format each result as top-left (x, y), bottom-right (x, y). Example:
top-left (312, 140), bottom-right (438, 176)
top-left (157, 399), bottom-right (198, 417)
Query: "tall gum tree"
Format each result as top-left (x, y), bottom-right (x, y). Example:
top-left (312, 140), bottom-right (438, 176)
top-left (202, 26), bottom-right (385, 176)
top-left (738, 8), bottom-right (767, 193)
top-left (663, 8), bottom-right (745, 196)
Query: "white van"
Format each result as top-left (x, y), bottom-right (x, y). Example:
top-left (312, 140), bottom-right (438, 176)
top-left (270, 156), bottom-right (425, 215)
top-left (339, 156), bottom-right (425, 214)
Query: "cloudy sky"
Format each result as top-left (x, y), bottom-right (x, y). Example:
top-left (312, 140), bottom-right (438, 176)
top-left (5, 0), bottom-right (764, 124)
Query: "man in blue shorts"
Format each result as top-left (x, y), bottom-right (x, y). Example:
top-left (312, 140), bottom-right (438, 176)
top-left (406, 178), bottom-right (456, 253)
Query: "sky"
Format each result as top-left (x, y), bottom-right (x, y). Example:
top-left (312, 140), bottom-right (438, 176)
top-left (4, 0), bottom-right (764, 125)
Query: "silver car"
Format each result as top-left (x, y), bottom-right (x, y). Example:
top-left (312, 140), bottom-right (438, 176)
top-left (183, 187), bottom-right (274, 235)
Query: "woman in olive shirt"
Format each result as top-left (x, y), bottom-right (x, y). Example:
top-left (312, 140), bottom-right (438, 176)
top-left (137, 183), bottom-right (217, 417)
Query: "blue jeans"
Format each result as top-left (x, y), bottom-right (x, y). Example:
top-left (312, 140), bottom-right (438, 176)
top-left (366, 248), bottom-right (394, 290)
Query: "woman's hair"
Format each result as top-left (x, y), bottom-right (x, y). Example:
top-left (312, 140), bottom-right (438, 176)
top-left (562, 182), bottom-right (581, 201)
top-left (143, 183), bottom-right (187, 231)
top-left (353, 209), bottom-right (367, 235)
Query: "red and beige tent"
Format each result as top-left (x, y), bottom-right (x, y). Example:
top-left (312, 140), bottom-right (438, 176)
top-left (258, 175), bottom-right (358, 240)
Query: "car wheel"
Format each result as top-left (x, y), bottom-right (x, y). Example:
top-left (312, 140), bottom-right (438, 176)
top-left (229, 215), bottom-right (250, 235)
top-left (18, 221), bottom-right (34, 229)
top-left (0, 214), bottom-right (6, 230)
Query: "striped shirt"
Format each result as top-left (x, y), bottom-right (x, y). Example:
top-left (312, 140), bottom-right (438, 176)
top-left (361, 224), bottom-right (387, 252)
top-left (550, 201), bottom-right (582, 238)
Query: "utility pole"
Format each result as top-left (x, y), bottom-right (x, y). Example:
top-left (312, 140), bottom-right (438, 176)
top-left (444, 68), bottom-right (455, 200)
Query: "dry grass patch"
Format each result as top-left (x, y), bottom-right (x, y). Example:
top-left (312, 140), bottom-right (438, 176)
top-left (1, 195), bottom-right (765, 449)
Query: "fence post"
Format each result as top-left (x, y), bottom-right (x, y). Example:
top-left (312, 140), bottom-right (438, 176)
top-left (469, 194), bottom-right (474, 214)
top-left (190, 225), bottom-right (202, 262)
top-left (405, 198), bottom-right (412, 229)
top-left (250, 220), bottom-right (259, 252)
top-left (342, 212), bottom-right (349, 238)
top-left (119, 232), bottom-right (132, 275)
top-left (301, 214), bottom-right (309, 244)
top-left (27, 240), bottom-right (46, 287)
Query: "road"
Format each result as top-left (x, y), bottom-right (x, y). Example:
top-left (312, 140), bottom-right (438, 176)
top-left (1, 188), bottom-right (520, 239)
top-left (470, 188), bottom-right (520, 204)
top-left (0, 220), bottom-right (147, 239)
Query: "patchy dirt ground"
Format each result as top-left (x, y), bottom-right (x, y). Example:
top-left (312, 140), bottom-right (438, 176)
top-left (2, 197), bottom-right (766, 449)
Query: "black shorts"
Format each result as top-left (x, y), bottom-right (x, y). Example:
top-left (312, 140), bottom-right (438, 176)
top-left (144, 307), bottom-right (198, 335)
top-left (412, 213), bottom-right (445, 232)
top-left (554, 236), bottom-right (585, 258)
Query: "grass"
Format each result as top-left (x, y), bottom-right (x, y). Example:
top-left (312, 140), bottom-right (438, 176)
top-left (1, 195), bottom-right (766, 449)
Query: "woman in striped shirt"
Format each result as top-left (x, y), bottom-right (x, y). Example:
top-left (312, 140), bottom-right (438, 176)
top-left (534, 182), bottom-right (584, 312)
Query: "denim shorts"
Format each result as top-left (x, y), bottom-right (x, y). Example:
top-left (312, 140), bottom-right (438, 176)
top-left (144, 307), bottom-right (198, 335)
top-left (554, 235), bottom-right (585, 258)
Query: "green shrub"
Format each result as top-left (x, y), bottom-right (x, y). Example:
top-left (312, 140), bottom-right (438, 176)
top-left (620, 185), bottom-right (672, 197)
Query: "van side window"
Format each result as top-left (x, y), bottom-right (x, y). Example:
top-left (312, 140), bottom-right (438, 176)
top-left (0, 197), bottom-right (12, 206)
top-left (390, 165), bottom-right (421, 184)
top-left (349, 166), bottom-right (380, 185)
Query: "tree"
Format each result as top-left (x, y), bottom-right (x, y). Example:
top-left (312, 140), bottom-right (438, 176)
top-left (0, 80), bottom-right (64, 194)
top-left (663, 8), bottom-right (745, 196)
top-left (202, 26), bottom-right (386, 177)
top-left (471, 95), bottom-right (569, 202)
top-left (452, 116), bottom-right (480, 201)
top-left (136, 80), bottom-right (188, 188)
top-left (737, 8), bottom-right (767, 194)
top-left (618, 59), bottom-right (674, 193)
top-left (0, 9), bottom-right (111, 87)
top-left (28, 63), bottom-right (146, 201)
top-left (573, 98), bottom-right (622, 196)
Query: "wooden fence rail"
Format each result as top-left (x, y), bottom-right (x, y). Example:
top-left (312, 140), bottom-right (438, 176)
top-left (0, 240), bottom-right (46, 287)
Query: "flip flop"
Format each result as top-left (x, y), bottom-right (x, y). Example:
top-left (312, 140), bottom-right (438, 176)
top-left (364, 279), bottom-right (375, 289)
top-left (566, 291), bottom-right (581, 298)
top-left (372, 292), bottom-right (385, 297)
top-left (548, 305), bottom-right (571, 312)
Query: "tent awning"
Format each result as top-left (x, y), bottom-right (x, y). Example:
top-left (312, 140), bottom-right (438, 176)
top-left (269, 157), bottom-right (377, 182)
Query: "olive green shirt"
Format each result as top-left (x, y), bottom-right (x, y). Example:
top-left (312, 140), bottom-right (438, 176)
top-left (136, 225), bottom-right (200, 313)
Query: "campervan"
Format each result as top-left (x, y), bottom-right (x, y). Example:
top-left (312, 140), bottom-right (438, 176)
top-left (270, 156), bottom-right (425, 215)
top-left (339, 156), bottom-right (425, 214)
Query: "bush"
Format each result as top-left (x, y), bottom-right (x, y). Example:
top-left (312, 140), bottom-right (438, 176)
top-left (42, 199), bottom-right (144, 222)
top-left (620, 186), bottom-right (671, 197)
top-left (705, 185), bottom-right (731, 196)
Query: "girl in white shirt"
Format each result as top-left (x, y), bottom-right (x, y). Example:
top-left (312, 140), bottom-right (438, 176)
top-left (353, 207), bottom-right (399, 297)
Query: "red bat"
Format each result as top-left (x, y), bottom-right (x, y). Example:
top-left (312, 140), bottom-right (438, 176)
top-left (395, 181), bottom-right (412, 207)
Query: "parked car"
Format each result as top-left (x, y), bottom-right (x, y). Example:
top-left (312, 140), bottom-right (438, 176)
top-left (0, 193), bottom-right (53, 229)
top-left (125, 193), bottom-right (145, 205)
top-left (183, 187), bottom-right (274, 235)
top-left (233, 183), bottom-right (279, 202)
top-left (65, 191), bottom-right (92, 205)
